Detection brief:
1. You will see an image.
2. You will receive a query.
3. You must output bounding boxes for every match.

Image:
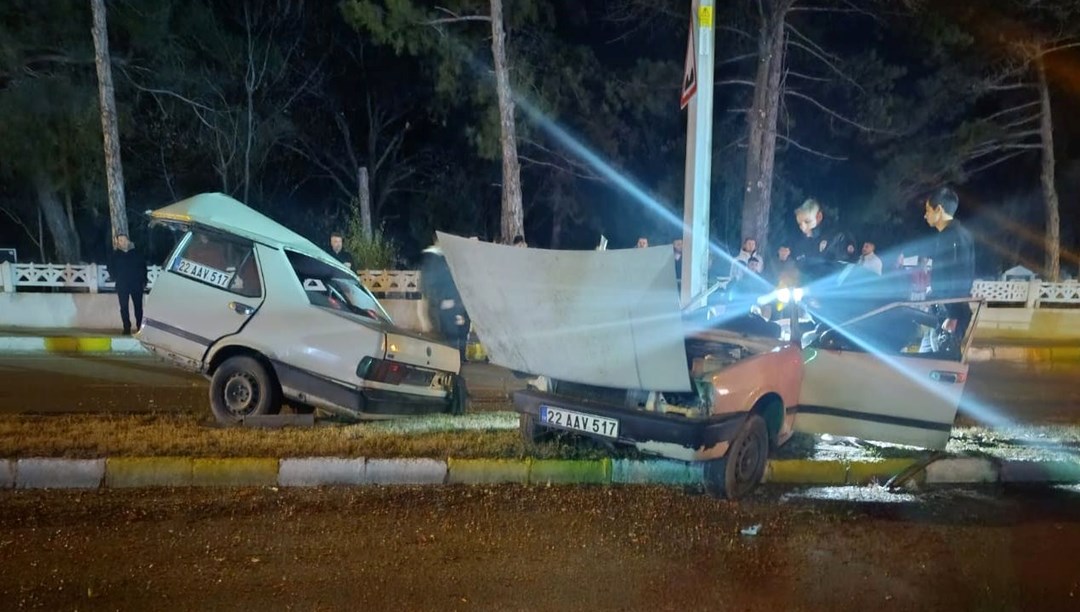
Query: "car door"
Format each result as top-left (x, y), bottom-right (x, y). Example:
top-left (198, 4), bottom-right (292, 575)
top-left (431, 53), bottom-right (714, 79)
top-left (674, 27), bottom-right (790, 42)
top-left (140, 227), bottom-right (265, 365)
top-left (794, 299), bottom-right (982, 449)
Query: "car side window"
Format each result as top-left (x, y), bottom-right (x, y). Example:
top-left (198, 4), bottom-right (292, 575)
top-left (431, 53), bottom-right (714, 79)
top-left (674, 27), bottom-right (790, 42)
top-left (170, 230), bottom-right (262, 298)
top-left (816, 305), bottom-right (962, 362)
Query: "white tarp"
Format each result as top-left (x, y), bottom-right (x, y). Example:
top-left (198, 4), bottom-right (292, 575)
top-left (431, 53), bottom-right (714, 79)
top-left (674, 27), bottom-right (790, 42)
top-left (436, 232), bottom-right (692, 392)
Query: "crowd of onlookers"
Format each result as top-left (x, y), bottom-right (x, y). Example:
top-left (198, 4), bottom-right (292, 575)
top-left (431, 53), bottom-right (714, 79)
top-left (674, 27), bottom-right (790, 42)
top-left (367, 186), bottom-right (974, 357)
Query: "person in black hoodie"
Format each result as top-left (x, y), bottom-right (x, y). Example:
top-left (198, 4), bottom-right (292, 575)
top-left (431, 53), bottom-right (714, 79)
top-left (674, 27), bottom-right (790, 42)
top-left (107, 233), bottom-right (148, 335)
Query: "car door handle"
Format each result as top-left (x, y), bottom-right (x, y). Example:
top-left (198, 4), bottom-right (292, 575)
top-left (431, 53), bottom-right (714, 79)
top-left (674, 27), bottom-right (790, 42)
top-left (228, 301), bottom-right (255, 316)
top-left (929, 370), bottom-right (966, 384)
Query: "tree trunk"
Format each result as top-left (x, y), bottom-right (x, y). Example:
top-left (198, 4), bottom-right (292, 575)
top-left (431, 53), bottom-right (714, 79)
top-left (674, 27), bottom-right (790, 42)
top-left (740, 0), bottom-right (790, 250)
top-left (550, 209), bottom-right (563, 249)
top-left (37, 207), bottom-right (46, 262)
top-left (489, 0), bottom-right (524, 244)
top-left (63, 183), bottom-right (82, 258)
top-left (357, 166), bottom-right (372, 239)
top-left (1036, 56), bottom-right (1060, 281)
top-left (90, 0), bottom-right (128, 241)
top-left (34, 171), bottom-right (81, 263)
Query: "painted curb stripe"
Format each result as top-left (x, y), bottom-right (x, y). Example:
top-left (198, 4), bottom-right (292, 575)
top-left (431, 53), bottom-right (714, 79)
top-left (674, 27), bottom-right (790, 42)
top-left (279, 458), bottom-right (365, 486)
top-left (447, 458), bottom-right (530, 484)
top-left (924, 458), bottom-right (998, 484)
top-left (1, 459), bottom-right (14, 489)
top-left (364, 458), bottom-right (447, 485)
top-left (530, 459), bottom-right (610, 485)
top-left (106, 457), bottom-right (193, 488)
top-left (766, 460), bottom-right (848, 484)
top-left (612, 459), bottom-right (703, 485)
top-left (41, 337), bottom-right (113, 352)
top-left (191, 458), bottom-right (278, 487)
top-left (16, 458), bottom-right (105, 489)
top-left (999, 460), bottom-right (1080, 483)
top-left (845, 458), bottom-right (921, 485)
top-left (4, 455), bottom-right (1078, 489)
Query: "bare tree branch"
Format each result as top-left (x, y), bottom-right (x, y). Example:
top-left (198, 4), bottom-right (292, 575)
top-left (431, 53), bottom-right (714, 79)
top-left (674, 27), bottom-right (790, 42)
top-left (426, 6), bottom-right (491, 26)
top-left (785, 26), bottom-right (864, 92)
top-left (776, 134), bottom-right (848, 160)
top-left (716, 79), bottom-right (758, 87)
top-left (985, 100), bottom-right (1040, 121)
top-left (964, 149), bottom-right (1030, 176)
top-left (785, 89), bottom-right (896, 134)
top-left (0, 207), bottom-right (41, 250)
top-left (519, 155), bottom-right (604, 181)
top-left (786, 69), bottom-right (831, 83)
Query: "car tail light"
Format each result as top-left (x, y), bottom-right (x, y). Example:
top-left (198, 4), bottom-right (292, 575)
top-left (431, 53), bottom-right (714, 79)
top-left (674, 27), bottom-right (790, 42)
top-left (359, 358), bottom-right (408, 385)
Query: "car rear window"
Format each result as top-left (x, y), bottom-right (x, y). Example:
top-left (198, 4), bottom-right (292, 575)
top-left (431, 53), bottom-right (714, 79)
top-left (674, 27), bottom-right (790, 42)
top-left (170, 230), bottom-right (262, 297)
top-left (285, 250), bottom-right (392, 324)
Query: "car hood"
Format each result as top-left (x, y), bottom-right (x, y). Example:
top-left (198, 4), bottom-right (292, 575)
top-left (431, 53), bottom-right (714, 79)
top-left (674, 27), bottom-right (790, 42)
top-left (436, 232), bottom-right (691, 392)
top-left (148, 192), bottom-right (352, 277)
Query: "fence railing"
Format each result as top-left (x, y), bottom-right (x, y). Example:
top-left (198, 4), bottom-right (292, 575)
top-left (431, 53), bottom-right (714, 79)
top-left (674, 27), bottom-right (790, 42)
top-left (0, 262), bottom-right (418, 298)
top-left (1, 262), bottom-right (1077, 307)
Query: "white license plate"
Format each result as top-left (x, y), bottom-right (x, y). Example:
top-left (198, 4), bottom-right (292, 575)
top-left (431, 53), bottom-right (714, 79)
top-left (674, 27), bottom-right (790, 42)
top-left (540, 405), bottom-right (619, 438)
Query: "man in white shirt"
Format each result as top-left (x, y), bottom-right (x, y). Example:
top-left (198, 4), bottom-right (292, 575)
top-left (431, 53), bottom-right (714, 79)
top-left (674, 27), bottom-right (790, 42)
top-left (858, 241), bottom-right (883, 275)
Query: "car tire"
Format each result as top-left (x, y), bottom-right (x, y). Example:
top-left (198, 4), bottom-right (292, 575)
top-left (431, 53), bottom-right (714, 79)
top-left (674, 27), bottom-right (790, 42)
top-left (704, 414), bottom-right (768, 500)
top-left (209, 356), bottom-right (281, 424)
top-left (449, 375), bottom-right (469, 415)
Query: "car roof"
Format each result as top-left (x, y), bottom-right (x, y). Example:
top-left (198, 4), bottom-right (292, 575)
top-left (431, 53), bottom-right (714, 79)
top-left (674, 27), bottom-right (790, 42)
top-left (148, 192), bottom-right (352, 276)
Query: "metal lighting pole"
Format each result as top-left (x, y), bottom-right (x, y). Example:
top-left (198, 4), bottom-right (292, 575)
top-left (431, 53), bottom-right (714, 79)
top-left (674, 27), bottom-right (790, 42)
top-left (679, 0), bottom-right (716, 308)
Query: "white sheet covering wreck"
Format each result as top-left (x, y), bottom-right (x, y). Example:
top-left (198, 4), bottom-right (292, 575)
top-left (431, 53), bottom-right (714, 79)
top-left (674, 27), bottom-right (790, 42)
top-left (436, 232), bottom-right (692, 392)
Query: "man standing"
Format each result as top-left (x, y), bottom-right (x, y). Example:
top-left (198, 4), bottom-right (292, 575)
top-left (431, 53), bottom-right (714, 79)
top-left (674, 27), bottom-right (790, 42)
top-left (107, 233), bottom-right (148, 335)
top-left (916, 187), bottom-right (976, 341)
top-left (329, 231), bottom-right (354, 270)
top-left (858, 241), bottom-right (883, 276)
top-left (769, 243), bottom-right (799, 288)
top-left (635, 236), bottom-right (649, 248)
top-left (791, 198), bottom-right (850, 282)
top-left (419, 240), bottom-right (469, 361)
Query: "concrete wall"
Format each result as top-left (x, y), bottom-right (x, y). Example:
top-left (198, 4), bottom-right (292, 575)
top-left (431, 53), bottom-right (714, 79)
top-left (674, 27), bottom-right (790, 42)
top-left (0, 293), bottom-right (430, 333)
top-left (972, 307), bottom-right (1080, 342)
top-left (2, 293), bottom-right (1078, 342)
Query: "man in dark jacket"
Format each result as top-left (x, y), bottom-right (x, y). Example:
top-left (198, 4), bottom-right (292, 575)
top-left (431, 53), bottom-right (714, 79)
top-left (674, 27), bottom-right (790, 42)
top-left (918, 186), bottom-right (976, 340)
top-left (107, 233), bottom-right (148, 335)
top-left (419, 242), bottom-right (469, 360)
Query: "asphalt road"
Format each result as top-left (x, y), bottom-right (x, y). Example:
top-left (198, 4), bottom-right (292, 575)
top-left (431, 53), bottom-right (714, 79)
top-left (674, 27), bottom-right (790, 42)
top-left (0, 354), bottom-right (1077, 426)
top-left (0, 355), bottom-right (525, 415)
top-left (1, 485), bottom-right (1078, 610)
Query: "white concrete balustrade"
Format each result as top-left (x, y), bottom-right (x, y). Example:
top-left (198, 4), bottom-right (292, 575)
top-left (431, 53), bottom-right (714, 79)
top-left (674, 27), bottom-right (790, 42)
top-left (2, 261), bottom-right (1078, 339)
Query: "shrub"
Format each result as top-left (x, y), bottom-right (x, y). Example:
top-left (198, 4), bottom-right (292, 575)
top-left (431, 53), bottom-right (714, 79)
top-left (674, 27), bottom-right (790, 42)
top-left (344, 213), bottom-right (399, 270)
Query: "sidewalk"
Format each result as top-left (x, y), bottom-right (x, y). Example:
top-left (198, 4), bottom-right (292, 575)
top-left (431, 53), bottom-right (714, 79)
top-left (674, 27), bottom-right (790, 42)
top-left (1, 328), bottom-right (1078, 364)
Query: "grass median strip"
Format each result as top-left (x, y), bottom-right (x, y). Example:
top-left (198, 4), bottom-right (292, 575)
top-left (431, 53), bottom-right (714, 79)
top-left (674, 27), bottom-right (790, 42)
top-left (0, 412), bottom-right (632, 461)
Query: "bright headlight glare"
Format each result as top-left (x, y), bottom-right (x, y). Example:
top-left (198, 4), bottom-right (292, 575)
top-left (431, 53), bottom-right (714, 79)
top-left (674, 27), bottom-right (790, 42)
top-left (793, 287), bottom-right (805, 302)
top-left (776, 287), bottom-right (792, 303)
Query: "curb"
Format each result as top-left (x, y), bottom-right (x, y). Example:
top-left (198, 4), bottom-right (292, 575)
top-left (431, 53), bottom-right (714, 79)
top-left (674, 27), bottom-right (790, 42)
top-left (3, 455), bottom-right (1077, 491)
top-left (0, 336), bottom-right (147, 354)
top-left (967, 345), bottom-right (1080, 364)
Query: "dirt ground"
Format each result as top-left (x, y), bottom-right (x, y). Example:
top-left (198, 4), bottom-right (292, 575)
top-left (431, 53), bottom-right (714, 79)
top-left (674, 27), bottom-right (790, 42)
top-left (1, 484), bottom-right (1078, 611)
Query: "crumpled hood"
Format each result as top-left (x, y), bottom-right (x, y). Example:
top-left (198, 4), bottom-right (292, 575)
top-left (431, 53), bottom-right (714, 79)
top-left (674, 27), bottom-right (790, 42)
top-left (436, 232), bottom-right (691, 392)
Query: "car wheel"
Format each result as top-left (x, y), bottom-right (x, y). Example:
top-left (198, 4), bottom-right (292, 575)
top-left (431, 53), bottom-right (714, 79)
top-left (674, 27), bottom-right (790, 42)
top-left (449, 375), bottom-right (469, 415)
top-left (704, 414), bottom-right (769, 500)
top-left (209, 356), bottom-right (281, 423)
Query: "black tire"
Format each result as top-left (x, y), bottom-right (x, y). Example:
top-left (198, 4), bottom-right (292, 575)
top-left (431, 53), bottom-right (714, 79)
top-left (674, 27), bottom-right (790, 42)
top-left (209, 355), bottom-right (281, 424)
top-left (449, 374), bottom-right (469, 415)
top-left (704, 414), bottom-right (769, 500)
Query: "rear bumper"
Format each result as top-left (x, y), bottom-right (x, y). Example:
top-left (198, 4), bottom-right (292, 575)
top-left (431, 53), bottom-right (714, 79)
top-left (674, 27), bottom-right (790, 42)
top-left (513, 389), bottom-right (746, 462)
